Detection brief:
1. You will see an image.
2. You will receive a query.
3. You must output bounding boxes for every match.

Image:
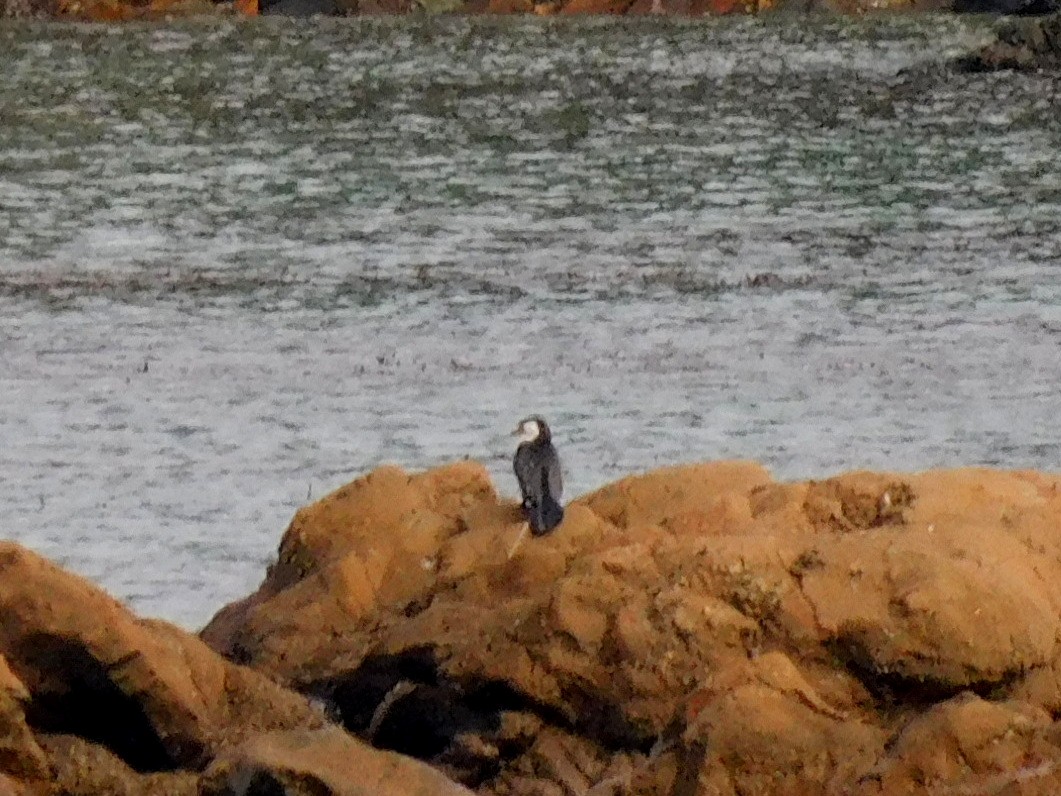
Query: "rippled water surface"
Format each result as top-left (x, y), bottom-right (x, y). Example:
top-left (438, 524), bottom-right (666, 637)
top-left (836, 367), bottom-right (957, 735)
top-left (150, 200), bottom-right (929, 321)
top-left (2, 15), bottom-right (1060, 627)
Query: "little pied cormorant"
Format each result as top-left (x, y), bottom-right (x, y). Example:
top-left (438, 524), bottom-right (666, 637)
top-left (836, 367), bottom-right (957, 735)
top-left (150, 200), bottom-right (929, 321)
top-left (512, 415), bottom-right (564, 536)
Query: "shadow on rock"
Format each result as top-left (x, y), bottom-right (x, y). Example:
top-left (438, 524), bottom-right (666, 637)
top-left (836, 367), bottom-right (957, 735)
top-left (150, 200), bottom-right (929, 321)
top-left (0, 542), bottom-right (476, 796)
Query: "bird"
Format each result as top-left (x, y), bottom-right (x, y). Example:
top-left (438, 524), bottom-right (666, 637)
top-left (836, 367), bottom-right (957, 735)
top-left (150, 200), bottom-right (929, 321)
top-left (512, 415), bottom-right (564, 537)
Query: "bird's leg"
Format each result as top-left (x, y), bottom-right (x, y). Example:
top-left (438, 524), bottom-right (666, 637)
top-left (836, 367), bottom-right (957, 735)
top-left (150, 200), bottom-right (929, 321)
top-left (507, 522), bottom-right (530, 560)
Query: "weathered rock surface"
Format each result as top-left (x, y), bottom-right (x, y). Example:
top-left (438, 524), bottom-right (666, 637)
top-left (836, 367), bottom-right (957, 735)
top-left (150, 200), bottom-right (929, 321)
top-left (202, 727), bottom-right (477, 795)
top-left (201, 461), bottom-right (1061, 794)
top-left (0, 542), bottom-right (474, 796)
top-left (0, 655), bottom-right (49, 785)
top-left (54, 0), bottom-right (258, 19)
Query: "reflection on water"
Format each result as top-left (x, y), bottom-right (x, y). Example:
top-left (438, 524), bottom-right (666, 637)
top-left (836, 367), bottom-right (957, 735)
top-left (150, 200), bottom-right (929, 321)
top-left (1, 15), bottom-right (1060, 627)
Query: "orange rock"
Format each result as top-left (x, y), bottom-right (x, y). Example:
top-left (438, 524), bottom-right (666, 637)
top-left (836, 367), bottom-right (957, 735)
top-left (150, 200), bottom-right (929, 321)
top-left (233, 0), bottom-right (257, 13)
top-left (684, 680), bottom-right (884, 788)
top-left (0, 655), bottom-right (49, 785)
top-left (581, 460), bottom-right (771, 529)
top-left (201, 728), bottom-right (475, 795)
top-left (38, 735), bottom-right (198, 795)
top-left (202, 461), bottom-right (495, 672)
top-left (0, 543), bottom-right (331, 772)
top-left (486, 0), bottom-right (532, 11)
top-left (63, 0), bottom-right (229, 18)
top-left (0, 542), bottom-right (474, 796)
top-left (77, 0), bottom-right (136, 20)
top-left (150, 0), bottom-right (218, 13)
top-left (558, 0), bottom-right (630, 12)
top-left (194, 463), bottom-right (1061, 793)
top-left (867, 695), bottom-right (1060, 794)
top-left (0, 657), bottom-right (28, 704)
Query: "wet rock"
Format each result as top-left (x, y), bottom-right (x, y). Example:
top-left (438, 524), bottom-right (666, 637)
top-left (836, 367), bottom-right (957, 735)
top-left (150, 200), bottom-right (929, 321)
top-left (345, 0), bottom-right (406, 11)
top-left (202, 461), bottom-right (1061, 793)
top-left (260, 0), bottom-right (337, 14)
top-left (954, 12), bottom-right (1061, 71)
top-left (561, 0), bottom-right (777, 11)
top-left (953, 0), bottom-right (1058, 13)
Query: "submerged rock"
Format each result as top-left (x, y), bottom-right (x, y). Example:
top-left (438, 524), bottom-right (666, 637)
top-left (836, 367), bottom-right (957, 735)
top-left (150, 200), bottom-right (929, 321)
top-left (953, 0), bottom-right (1058, 13)
top-left (0, 0), bottom-right (57, 17)
top-left (260, 0), bottom-right (337, 14)
top-left (199, 461), bottom-right (1061, 794)
top-left (955, 11), bottom-right (1061, 70)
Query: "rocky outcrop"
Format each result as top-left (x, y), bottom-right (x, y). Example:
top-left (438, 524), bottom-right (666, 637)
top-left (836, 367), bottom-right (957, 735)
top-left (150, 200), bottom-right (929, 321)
top-left (0, 542), bottom-right (474, 796)
top-left (53, 0), bottom-right (257, 19)
top-left (201, 728), bottom-right (477, 795)
top-left (197, 461), bottom-right (1061, 794)
top-left (10, 459), bottom-right (1061, 794)
top-left (0, 0), bottom-right (57, 18)
top-left (955, 11), bottom-right (1061, 71)
top-left (0, 655), bottom-right (49, 785)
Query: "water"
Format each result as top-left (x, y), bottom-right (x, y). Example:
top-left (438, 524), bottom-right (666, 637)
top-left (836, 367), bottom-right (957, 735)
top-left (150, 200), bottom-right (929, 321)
top-left (1, 15), bottom-right (1060, 628)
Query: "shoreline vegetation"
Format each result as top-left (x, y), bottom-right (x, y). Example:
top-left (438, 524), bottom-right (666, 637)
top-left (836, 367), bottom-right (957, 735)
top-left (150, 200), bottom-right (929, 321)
top-left (0, 0), bottom-right (1056, 22)
top-left (6, 460), bottom-right (1061, 793)
top-left (2, 0), bottom-right (1059, 74)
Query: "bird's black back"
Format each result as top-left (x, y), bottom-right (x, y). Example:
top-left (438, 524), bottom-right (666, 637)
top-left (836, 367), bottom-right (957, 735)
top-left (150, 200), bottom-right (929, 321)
top-left (513, 438), bottom-right (564, 536)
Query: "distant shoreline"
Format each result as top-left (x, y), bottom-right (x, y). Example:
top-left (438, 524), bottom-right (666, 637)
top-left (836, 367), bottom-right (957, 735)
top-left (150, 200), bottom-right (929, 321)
top-left (2, 0), bottom-right (1046, 22)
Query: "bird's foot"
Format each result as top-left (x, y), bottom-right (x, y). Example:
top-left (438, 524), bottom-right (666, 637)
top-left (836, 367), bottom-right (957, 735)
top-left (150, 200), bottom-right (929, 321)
top-left (507, 522), bottom-right (530, 560)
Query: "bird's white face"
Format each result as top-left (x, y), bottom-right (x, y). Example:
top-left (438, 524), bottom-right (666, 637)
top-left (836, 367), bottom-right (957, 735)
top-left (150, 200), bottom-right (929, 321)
top-left (516, 419), bottom-right (541, 443)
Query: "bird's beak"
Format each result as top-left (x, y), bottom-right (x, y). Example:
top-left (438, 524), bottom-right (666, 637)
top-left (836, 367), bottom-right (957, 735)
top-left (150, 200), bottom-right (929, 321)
top-left (510, 427), bottom-right (521, 437)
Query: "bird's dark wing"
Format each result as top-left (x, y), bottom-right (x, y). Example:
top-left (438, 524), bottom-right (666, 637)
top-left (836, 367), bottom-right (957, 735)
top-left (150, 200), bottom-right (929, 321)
top-left (544, 445), bottom-right (563, 502)
top-left (513, 443), bottom-right (538, 504)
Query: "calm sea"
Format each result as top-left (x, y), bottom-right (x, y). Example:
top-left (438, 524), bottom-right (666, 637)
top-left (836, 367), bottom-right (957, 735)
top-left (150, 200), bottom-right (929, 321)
top-left (2, 15), bottom-right (1059, 627)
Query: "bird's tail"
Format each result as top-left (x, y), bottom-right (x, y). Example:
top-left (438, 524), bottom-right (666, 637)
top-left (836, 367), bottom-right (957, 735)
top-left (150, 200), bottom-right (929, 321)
top-left (529, 497), bottom-right (564, 537)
